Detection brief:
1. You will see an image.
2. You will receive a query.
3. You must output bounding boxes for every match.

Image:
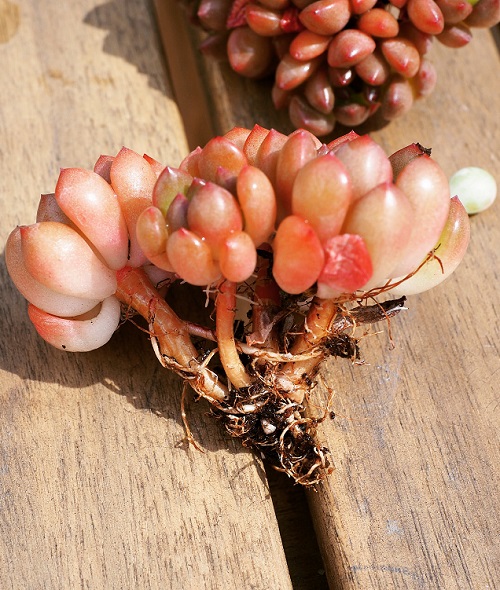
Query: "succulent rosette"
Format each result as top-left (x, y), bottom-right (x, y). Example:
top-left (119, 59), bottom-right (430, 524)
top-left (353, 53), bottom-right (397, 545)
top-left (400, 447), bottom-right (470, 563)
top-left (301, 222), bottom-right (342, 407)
top-left (6, 147), bottom-right (172, 352)
top-left (193, 0), bottom-right (500, 135)
top-left (6, 125), bottom-right (471, 485)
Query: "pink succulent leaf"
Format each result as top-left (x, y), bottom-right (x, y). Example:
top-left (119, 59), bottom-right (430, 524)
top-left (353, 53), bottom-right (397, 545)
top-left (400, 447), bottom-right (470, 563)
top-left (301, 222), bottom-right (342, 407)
top-left (341, 182), bottom-right (413, 288)
top-left (291, 152), bottom-right (353, 243)
top-left (272, 215), bottom-right (325, 294)
top-left (55, 168), bottom-right (129, 270)
top-left (226, 0), bottom-right (251, 28)
top-left (391, 154), bottom-right (451, 277)
top-left (93, 155), bottom-right (114, 182)
top-left (28, 296), bottom-right (121, 352)
top-left (167, 227), bottom-right (222, 286)
top-left (280, 8), bottom-right (305, 33)
top-left (317, 233), bottom-right (373, 296)
top-left (36, 193), bottom-right (72, 224)
top-left (6, 227), bottom-right (100, 317)
top-left (110, 147), bottom-right (158, 267)
top-left (388, 196), bottom-right (470, 295)
top-left (334, 134), bottom-right (394, 200)
top-left (20, 222), bottom-right (117, 300)
top-left (219, 230), bottom-right (257, 283)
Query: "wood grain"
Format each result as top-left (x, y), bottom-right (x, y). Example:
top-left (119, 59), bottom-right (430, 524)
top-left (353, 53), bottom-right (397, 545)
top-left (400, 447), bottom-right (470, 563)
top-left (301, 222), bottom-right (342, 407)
top-left (0, 1), bottom-right (293, 588)
top-left (309, 33), bottom-right (500, 590)
top-left (310, 269), bottom-right (500, 589)
top-left (156, 7), bottom-right (500, 589)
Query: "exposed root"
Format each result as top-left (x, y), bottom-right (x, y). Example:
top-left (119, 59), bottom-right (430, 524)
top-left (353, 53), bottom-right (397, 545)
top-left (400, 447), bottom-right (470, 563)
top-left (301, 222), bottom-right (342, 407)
top-left (215, 280), bottom-right (253, 389)
top-left (116, 266), bottom-right (409, 486)
top-left (116, 267), bottom-right (228, 403)
top-left (181, 382), bottom-right (204, 453)
top-left (210, 384), bottom-right (334, 487)
top-left (362, 250), bottom-right (439, 299)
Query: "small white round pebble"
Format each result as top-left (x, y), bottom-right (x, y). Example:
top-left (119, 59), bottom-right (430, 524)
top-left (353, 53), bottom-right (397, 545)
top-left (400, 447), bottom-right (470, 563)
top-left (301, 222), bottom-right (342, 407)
top-left (449, 166), bottom-right (497, 214)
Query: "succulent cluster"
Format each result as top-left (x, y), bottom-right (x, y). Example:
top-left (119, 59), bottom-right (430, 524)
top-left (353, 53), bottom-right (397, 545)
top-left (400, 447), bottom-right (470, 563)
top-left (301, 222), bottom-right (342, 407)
top-left (138, 124), bottom-right (469, 298)
top-left (194, 0), bottom-right (500, 134)
top-left (6, 125), bottom-right (471, 484)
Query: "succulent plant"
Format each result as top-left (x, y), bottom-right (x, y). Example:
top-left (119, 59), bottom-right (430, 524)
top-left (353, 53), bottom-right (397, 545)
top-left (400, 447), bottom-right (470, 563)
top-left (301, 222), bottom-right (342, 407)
top-left (192, 0), bottom-right (500, 135)
top-left (6, 125), bottom-right (471, 485)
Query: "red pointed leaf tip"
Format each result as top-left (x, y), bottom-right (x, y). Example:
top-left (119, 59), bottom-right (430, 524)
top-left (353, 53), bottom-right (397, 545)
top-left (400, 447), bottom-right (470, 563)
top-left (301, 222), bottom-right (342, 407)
top-left (280, 7), bottom-right (304, 33)
top-left (110, 146), bottom-right (157, 201)
top-left (326, 130), bottom-right (360, 152)
top-left (318, 233), bottom-right (373, 296)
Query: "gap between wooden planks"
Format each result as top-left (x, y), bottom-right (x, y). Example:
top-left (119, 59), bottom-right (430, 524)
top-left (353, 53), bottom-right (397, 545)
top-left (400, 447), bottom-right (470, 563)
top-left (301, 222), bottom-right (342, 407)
top-left (154, 3), bottom-right (331, 588)
top-left (155, 3), bottom-right (500, 589)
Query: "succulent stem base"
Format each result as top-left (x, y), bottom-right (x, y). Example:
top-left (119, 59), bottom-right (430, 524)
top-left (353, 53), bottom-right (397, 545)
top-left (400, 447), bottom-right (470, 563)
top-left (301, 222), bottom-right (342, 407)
top-left (117, 265), bottom-right (406, 486)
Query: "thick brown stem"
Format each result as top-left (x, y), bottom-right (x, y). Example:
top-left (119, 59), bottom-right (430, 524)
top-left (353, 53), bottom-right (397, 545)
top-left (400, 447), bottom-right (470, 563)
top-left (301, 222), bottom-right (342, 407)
top-left (276, 297), bottom-right (407, 402)
top-left (277, 298), bottom-right (339, 403)
top-left (215, 280), bottom-right (252, 390)
top-left (290, 298), bottom-right (339, 355)
top-left (116, 266), bottom-right (227, 401)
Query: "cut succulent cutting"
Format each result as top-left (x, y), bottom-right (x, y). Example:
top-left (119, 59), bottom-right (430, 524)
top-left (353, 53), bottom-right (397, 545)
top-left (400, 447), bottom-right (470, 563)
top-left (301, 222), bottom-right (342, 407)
top-left (192, 0), bottom-right (500, 134)
top-left (6, 125), bottom-right (471, 485)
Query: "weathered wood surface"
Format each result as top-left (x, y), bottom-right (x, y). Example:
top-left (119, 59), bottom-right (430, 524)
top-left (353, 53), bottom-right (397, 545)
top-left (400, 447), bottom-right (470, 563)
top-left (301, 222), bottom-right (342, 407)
top-left (0, 1), bottom-right (294, 589)
top-left (311, 34), bottom-right (500, 589)
top-left (1, 0), bottom-right (499, 589)
top-left (157, 6), bottom-right (500, 589)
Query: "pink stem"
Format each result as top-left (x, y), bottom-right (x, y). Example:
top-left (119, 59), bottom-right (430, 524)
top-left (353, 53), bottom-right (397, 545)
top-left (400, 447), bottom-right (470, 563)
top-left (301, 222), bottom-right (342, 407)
top-left (277, 297), bottom-right (339, 403)
top-left (116, 266), bottom-right (227, 401)
top-left (215, 280), bottom-right (252, 389)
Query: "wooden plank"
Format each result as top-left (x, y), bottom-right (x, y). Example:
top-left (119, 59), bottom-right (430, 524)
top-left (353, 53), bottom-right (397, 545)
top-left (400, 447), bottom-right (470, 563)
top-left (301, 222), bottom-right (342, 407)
top-left (0, 1), bottom-right (293, 589)
top-left (157, 8), bottom-right (500, 588)
top-left (307, 32), bottom-right (500, 590)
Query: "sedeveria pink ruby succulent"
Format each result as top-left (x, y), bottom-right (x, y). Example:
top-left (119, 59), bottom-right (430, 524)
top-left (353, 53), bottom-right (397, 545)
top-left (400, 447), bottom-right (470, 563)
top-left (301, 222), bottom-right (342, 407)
top-left (6, 125), bottom-right (470, 485)
top-left (192, 0), bottom-right (500, 135)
